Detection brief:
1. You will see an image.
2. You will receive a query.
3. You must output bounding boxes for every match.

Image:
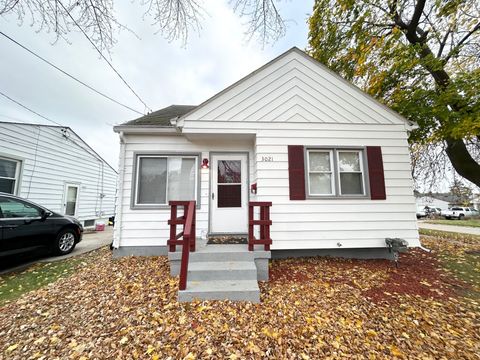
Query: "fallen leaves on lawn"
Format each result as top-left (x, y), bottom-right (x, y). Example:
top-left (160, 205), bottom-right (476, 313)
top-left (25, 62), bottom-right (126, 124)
top-left (0, 238), bottom-right (478, 359)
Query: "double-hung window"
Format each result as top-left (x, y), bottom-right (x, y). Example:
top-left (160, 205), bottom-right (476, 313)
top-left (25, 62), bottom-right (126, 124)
top-left (0, 157), bottom-right (21, 194)
top-left (307, 148), bottom-right (366, 197)
top-left (134, 154), bottom-right (198, 207)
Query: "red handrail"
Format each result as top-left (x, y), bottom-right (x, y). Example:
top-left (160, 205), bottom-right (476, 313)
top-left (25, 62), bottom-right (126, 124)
top-left (248, 201), bottom-right (272, 251)
top-left (168, 200), bottom-right (196, 290)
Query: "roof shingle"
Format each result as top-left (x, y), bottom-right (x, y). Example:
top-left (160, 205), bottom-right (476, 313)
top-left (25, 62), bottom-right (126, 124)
top-left (123, 105), bottom-right (196, 126)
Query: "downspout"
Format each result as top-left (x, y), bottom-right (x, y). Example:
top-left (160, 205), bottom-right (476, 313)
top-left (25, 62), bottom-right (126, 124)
top-left (112, 131), bottom-right (127, 249)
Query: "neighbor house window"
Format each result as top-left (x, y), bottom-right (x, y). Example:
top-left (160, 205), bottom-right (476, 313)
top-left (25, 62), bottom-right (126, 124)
top-left (0, 157), bottom-right (20, 194)
top-left (134, 155), bottom-right (198, 206)
top-left (306, 149), bottom-right (366, 197)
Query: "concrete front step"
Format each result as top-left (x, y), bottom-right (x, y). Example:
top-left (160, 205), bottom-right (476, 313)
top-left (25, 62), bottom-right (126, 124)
top-left (178, 280), bottom-right (260, 302)
top-left (187, 261), bottom-right (257, 281)
top-left (188, 250), bottom-right (254, 262)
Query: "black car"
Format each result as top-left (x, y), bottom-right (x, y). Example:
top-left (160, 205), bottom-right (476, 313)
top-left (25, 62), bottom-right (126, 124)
top-left (0, 193), bottom-right (83, 257)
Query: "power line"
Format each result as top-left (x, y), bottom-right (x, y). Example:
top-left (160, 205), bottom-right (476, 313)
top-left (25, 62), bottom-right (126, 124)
top-left (0, 91), bottom-right (63, 126)
top-left (56, 0), bottom-right (151, 113)
top-left (0, 31), bottom-right (144, 116)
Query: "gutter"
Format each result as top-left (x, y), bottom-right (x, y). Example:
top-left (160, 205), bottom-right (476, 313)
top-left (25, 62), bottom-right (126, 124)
top-left (112, 131), bottom-right (127, 249)
top-left (113, 125), bottom-right (177, 134)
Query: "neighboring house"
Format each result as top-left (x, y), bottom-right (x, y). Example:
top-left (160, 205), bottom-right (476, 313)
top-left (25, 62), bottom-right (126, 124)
top-left (415, 195), bottom-right (450, 211)
top-left (0, 122), bottom-right (117, 228)
top-left (113, 47), bottom-right (420, 259)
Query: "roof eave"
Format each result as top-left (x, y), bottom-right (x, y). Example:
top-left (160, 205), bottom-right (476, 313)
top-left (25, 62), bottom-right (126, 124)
top-left (113, 125), bottom-right (178, 134)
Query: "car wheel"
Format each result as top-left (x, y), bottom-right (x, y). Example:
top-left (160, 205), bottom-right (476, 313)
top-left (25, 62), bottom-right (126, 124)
top-left (54, 229), bottom-right (77, 255)
top-left (459, 214), bottom-right (465, 220)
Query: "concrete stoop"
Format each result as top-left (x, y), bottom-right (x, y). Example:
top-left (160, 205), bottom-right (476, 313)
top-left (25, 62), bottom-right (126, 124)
top-left (168, 239), bottom-right (270, 303)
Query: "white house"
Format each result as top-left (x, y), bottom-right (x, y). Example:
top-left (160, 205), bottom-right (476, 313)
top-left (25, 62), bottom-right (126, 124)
top-left (113, 47), bottom-right (420, 260)
top-left (0, 122), bottom-right (117, 228)
top-left (415, 195), bottom-right (450, 211)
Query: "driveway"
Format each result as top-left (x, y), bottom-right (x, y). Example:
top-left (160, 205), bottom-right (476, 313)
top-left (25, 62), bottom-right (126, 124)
top-left (39, 226), bottom-right (113, 263)
top-left (0, 227), bottom-right (113, 274)
top-left (418, 221), bottom-right (480, 235)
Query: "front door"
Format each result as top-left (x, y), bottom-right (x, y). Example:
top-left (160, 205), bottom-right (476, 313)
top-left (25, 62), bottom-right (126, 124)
top-left (210, 154), bottom-right (248, 233)
top-left (63, 184), bottom-right (79, 217)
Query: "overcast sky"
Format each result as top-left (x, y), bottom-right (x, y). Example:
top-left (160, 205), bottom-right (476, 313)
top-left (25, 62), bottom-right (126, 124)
top-left (0, 0), bottom-right (312, 168)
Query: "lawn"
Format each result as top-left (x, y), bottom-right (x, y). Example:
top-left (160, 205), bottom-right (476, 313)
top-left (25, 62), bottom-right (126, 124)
top-left (0, 236), bottom-right (479, 359)
top-left (0, 258), bottom-right (82, 306)
top-left (425, 218), bottom-right (480, 228)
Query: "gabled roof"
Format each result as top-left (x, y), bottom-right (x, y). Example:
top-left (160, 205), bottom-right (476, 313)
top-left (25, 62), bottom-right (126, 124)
top-left (116, 47), bottom-right (417, 130)
top-left (176, 47), bottom-right (417, 127)
top-left (122, 105), bottom-right (197, 127)
top-left (0, 121), bottom-right (117, 173)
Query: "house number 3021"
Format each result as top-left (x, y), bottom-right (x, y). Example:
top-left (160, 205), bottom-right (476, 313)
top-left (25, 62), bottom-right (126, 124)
top-left (261, 156), bottom-right (274, 162)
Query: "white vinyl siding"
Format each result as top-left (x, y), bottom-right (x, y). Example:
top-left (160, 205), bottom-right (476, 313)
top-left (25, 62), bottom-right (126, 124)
top-left (0, 122), bottom-right (117, 221)
top-left (115, 134), bottom-right (255, 248)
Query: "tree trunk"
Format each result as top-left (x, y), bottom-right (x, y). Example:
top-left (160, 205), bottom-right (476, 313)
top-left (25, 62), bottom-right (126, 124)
top-left (398, 22), bottom-right (480, 187)
top-left (445, 139), bottom-right (480, 187)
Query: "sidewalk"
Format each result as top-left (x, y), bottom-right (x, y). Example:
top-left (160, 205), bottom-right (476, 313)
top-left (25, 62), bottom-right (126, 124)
top-left (418, 221), bottom-right (480, 236)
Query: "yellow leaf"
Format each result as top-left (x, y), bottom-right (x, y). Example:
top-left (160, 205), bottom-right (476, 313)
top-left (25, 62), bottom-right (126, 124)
top-left (229, 354), bottom-right (238, 360)
top-left (152, 355), bottom-right (160, 360)
top-left (6, 344), bottom-right (18, 352)
top-left (205, 348), bottom-right (213, 355)
top-left (390, 345), bottom-right (403, 357)
top-left (146, 345), bottom-right (155, 354)
top-left (183, 352), bottom-right (196, 360)
top-left (366, 330), bottom-right (378, 337)
top-left (401, 332), bottom-right (410, 339)
top-left (119, 336), bottom-right (128, 345)
top-left (301, 354), bottom-right (310, 360)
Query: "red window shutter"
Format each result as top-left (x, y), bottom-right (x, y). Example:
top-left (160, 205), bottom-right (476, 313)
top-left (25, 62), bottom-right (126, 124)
top-left (366, 146), bottom-right (386, 200)
top-left (288, 145), bottom-right (306, 200)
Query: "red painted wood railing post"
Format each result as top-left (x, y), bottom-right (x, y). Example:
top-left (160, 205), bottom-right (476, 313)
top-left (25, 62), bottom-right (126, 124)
top-left (248, 201), bottom-right (272, 252)
top-left (169, 204), bottom-right (177, 252)
top-left (265, 205), bottom-right (270, 251)
top-left (248, 203), bottom-right (254, 251)
top-left (176, 200), bottom-right (195, 291)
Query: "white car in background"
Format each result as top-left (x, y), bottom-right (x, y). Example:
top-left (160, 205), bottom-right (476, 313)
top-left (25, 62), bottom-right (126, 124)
top-left (443, 207), bottom-right (477, 220)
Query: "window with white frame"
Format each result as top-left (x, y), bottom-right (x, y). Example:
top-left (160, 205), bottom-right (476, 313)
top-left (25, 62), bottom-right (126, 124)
top-left (134, 155), bottom-right (198, 206)
top-left (307, 149), bottom-right (366, 197)
top-left (0, 157), bottom-right (21, 194)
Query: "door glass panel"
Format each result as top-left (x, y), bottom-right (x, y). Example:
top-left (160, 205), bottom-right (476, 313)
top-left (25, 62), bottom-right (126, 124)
top-left (218, 184), bottom-right (241, 208)
top-left (65, 186), bottom-right (78, 216)
top-left (218, 160), bottom-right (241, 183)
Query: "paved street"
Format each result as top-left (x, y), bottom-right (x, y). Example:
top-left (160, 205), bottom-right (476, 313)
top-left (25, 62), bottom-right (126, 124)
top-left (418, 221), bottom-right (480, 236)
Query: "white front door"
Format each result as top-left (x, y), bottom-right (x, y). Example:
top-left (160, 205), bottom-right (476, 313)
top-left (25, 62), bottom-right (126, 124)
top-left (210, 153), bottom-right (248, 233)
top-left (63, 184), bottom-right (79, 217)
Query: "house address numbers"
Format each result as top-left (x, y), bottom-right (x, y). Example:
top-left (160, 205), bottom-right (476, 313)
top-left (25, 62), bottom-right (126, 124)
top-left (261, 156), bottom-right (274, 162)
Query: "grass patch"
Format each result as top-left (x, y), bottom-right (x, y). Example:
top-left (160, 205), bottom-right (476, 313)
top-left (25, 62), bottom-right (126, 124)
top-left (425, 218), bottom-right (480, 228)
top-left (0, 258), bottom-right (81, 306)
top-left (441, 251), bottom-right (480, 301)
top-left (419, 228), bottom-right (480, 245)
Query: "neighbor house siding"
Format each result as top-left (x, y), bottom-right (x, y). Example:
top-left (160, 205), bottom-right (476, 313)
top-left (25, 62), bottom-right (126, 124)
top-left (115, 134), bottom-right (255, 248)
top-left (0, 122), bottom-right (117, 222)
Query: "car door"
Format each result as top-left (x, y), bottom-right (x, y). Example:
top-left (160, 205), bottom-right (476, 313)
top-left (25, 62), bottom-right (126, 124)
top-left (0, 196), bottom-right (53, 256)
